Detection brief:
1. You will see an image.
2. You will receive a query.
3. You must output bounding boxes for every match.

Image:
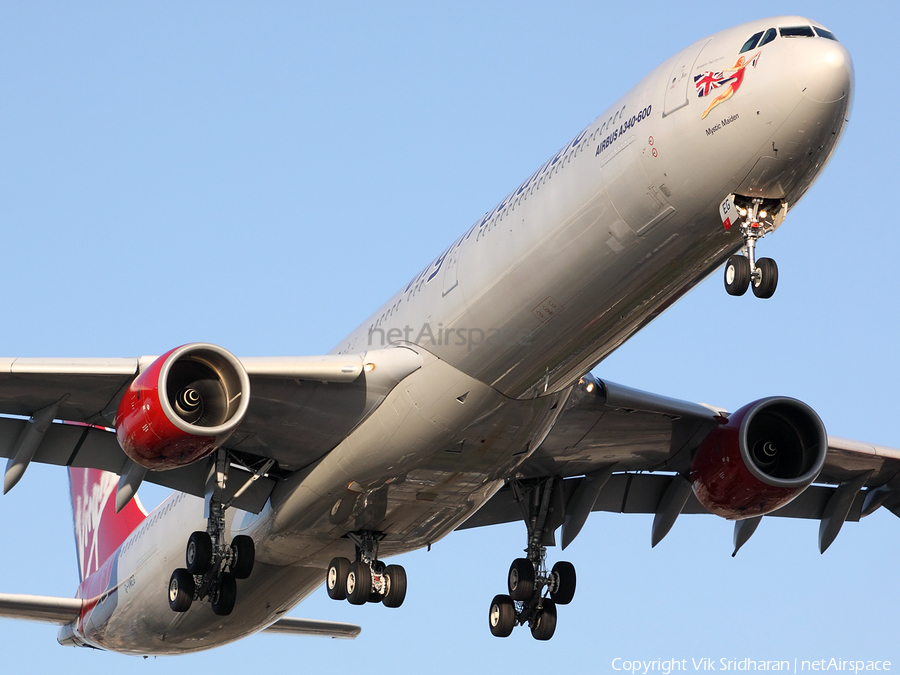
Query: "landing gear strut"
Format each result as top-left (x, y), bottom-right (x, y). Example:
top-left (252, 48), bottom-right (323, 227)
top-left (723, 196), bottom-right (782, 299)
top-left (168, 449), bottom-right (263, 615)
top-left (325, 531), bottom-right (407, 608)
top-left (488, 478), bottom-right (576, 641)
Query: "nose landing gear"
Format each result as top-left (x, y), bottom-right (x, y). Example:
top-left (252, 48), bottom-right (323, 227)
top-left (722, 196), bottom-right (783, 299)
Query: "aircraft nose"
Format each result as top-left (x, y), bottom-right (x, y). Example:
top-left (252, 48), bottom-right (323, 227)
top-left (789, 37), bottom-right (853, 104)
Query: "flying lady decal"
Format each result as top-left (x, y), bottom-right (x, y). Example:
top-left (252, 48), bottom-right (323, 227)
top-left (694, 52), bottom-right (760, 119)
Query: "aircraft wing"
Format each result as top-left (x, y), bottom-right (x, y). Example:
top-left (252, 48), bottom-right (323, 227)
top-left (3, 348), bottom-right (897, 551)
top-left (0, 591), bottom-right (360, 638)
top-left (0, 593), bottom-right (82, 624)
top-left (0, 347), bottom-right (422, 512)
top-left (261, 617), bottom-right (361, 639)
top-left (460, 375), bottom-right (900, 553)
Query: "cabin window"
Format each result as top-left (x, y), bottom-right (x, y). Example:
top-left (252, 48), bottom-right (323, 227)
top-left (759, 28), bottom-right (777, 47)
top-left (814, 27), bottom-right (838, 41)
top-left (780, 26), bottom-right (815, 38)
top-left (740, 31), bottom-right (763, 53)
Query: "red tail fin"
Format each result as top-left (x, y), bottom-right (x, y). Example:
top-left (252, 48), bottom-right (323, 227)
top-left (68, 468), bottom-right (147, 581)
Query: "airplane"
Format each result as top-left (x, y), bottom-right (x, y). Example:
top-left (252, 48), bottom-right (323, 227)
top-left (1, 14), bottom-right (893, 654)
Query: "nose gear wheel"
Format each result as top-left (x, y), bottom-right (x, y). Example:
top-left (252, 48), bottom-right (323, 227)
top-left (722, 196), bottom-right (784, 299)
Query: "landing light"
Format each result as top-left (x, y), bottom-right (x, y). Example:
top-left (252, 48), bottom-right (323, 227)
top-left (585, 382), bottom-right (595, 393)
top-left (759, 210), bottom-right (768, 219)
top-left (364, 363), bottom-right (376, 373)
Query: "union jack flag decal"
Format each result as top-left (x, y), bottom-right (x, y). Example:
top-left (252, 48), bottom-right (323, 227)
top-left (694, 70), bottom-right (736, 97)
top-left (693, 53), bottom-right (760, 98)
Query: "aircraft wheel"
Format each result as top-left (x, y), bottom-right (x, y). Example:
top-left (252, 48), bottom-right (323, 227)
top-left (550, 561), bottom-right (576, 605)
top-left (168, 568), bottom-right (194, 613)
top-left (508, 558), bottom-right (535, 601)
top-left (489, 594), bottom-right (516, 638)
top-left (326, 557), bottom-right (351, 600)
top-left (186, 531), bottom-right (213, 575)
top-left (229, 535), bottom-right (255, 579)
top-left (724, 255), bottom-right (751, 296)
top-left (531, 599), bottom-right (557, 641)
top-left (382, 564), bottom-right (407, 608)
top-left (346, 561), bottom-right (372, 605)
top-left (212, 572), bottom-right (237, 616)
top-left (752, 257), bottom-right (778, 298)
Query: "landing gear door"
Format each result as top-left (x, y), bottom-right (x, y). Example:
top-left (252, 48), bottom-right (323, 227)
top-left (662, 39), bottom-right (710, 117)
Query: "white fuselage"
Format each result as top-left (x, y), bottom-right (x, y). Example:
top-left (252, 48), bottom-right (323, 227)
top-left (71, 16), bottom-right (852, 654)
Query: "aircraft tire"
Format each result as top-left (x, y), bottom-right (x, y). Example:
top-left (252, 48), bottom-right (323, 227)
top-left (326, 557), bottom-right (351, 600)
top-left (489, 594), bottom-right (516, 638)
top-left (229, 535), bottom-right (255, 579)
top-left (724, 255), bottom-right (751, 296)
top-left (382, 564), bottom-right (407, 608)
top-left (508, 558), bottom-right (535, 601)
top-left (346, 561), bottom-right (372, 605)
top-left (168, 568), bottom-right (194, 613)
top-left (752, 257), bottom-right (778, 298)
top-left (186, 531), bottom-right (213, 575)
top-left (530, 599), bottom-right (557, 641)
top-left (549, 561), bottom-right (576, 605)
top-left (212, 572), bottom-right (237, 616)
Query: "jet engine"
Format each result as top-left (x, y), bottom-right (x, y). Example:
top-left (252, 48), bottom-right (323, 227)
top-left (690, 397), bottom-right (827, 519)
top-left (115, 343), bottom-right (250, 470)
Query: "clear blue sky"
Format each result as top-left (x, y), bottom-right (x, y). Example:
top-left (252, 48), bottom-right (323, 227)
top-left (1, 1), bottom-right (897, 671)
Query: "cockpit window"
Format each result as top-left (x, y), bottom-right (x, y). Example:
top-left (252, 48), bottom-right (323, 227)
top-left (780, 26), bottom-right (815, 38)
top-left (740, 31), bottom-right (764, 53)
top-left (814, 27), bottom-right (838, 41)
top-left (759, 28), bottom-right (777, 47)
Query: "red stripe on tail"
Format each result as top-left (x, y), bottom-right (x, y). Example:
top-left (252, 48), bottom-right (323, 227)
top-left (68, 468), bottom-right (147, 582)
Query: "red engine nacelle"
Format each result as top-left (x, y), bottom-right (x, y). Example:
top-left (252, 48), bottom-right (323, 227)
top-left (691, 397), bottom-right (827, 519)
top-left (115, 343), bottom-right (250, 471)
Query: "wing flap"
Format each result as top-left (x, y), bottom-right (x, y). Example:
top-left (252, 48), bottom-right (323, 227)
top-left (459, 473), bottom-right (867, 532)
top-left (0, 418), bottom-right (122, 472)
top-left (0, 418), bottom-right (275, 513)
top-left (0, 593), bottom-right (82, 624)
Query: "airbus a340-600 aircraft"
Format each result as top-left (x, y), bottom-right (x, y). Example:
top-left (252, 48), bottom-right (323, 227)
top-left (0, 16), bottom-right (892, 653)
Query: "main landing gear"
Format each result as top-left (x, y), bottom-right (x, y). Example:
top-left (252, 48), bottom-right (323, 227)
top-left (488, 478), bottom-right (576, 641)
top-left (325, 531), bottom-right (407, 608)
top-left (168, 450), bottom-right (259, 616)
top-left (723, 197), bottom-right (783, 299)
